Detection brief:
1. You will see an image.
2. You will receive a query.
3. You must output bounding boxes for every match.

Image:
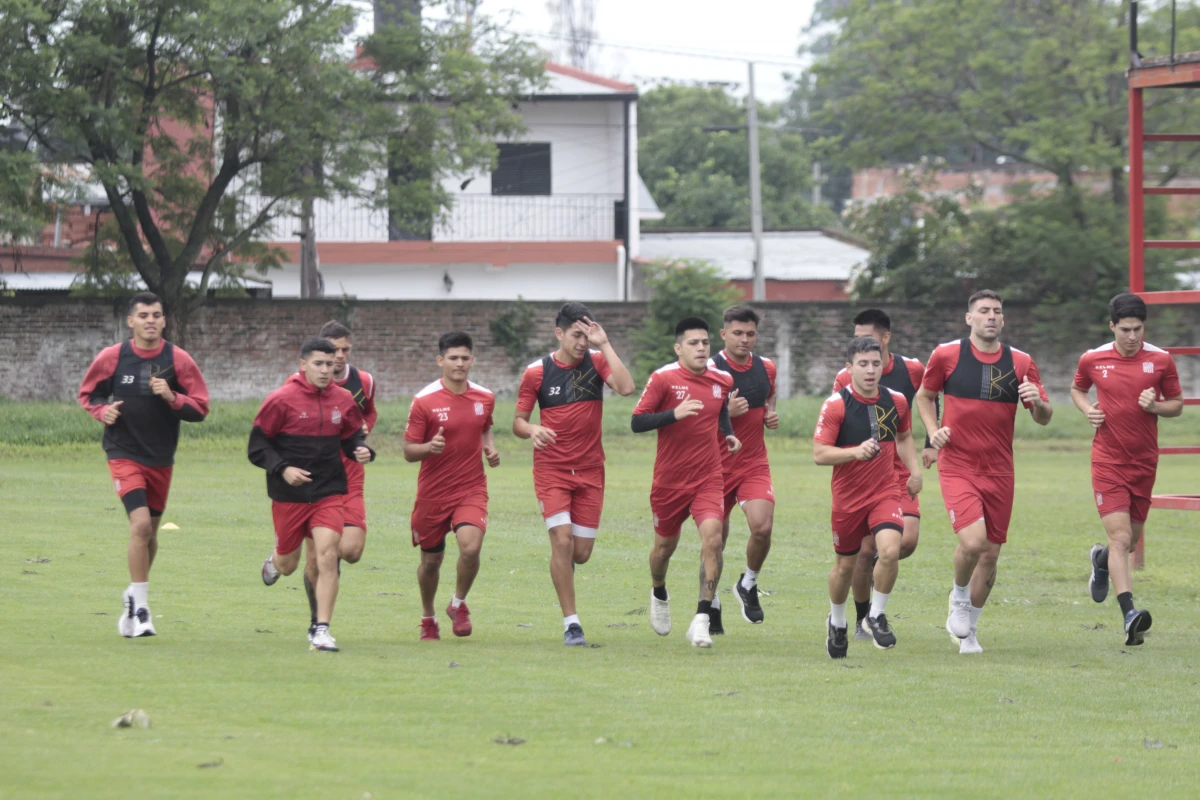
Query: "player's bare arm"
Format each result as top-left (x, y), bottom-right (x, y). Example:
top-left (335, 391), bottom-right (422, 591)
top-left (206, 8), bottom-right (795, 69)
top-left (1020, 377), bottom-right (1053, 426)
top-left (404, 426), bottom-right (445, 462)
top-left (482, 429), bottom-right (500, 468)
top-left (1070, 385), bottom-right (1105, 429)
top-left (896, 428), bottom-right (923, 498)
top-left (1139, 389), bottom-right (1184, 418)
top-left (512, 409), bottom-right (557, 449)
top-left (813, 439), bottom-right (878, 466)
top-left (915, 386), bottom-right (950, 449)
top-left (581, 317), bottom-right (636, 396)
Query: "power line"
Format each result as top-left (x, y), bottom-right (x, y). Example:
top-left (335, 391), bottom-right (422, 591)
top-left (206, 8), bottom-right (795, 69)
top-left (519, 29), bottom-right (809, 67)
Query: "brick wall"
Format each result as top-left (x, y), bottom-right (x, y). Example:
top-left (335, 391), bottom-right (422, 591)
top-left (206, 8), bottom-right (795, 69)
top-left (2, 297), bottom-right (1196, 401)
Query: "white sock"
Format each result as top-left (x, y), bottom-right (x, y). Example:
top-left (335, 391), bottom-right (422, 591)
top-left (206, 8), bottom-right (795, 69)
top-left (969, 605), bottom-right (983, 629)
top-left (451, 596), bottom-right (464, 609)
top-left (741, 569), bottom-right (759, 590)
top-left (830, 601), bottom-right (847, 628)
top-left (710, 595), bottom-right (721, 610)
top-left (869, 591), bottom-right (889, 619)
top-left (131, 582), bottom-right (149, 610)
top-left (563, 614), bottom-right (580, 631)
top-left (952, 583), bottom-right (970, 602)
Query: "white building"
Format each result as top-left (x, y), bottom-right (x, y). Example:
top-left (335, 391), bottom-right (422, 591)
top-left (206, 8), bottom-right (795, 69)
top-left (265, 62), bottom-right (658, 301)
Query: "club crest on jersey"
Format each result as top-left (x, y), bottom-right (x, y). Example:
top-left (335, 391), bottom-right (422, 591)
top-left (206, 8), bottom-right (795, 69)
top-left (331, 408), bottom-right (341, 425)
top-left (1143, 361), bottom-right (1154, 374)
top-left (712, 383), bottom-right (722, 398)
top-left (474, 401), bottom-right (485, 416)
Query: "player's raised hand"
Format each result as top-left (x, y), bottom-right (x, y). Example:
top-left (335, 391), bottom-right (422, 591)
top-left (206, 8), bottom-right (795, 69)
top-left (854, 438), bottom-right (880, 461)
top-left (1018, 377), bottom-right (1043, 407)
top-left (1085, 401), bottom-right (1106, 428)
top-left (929, 426), bottom-right (951, 449)
top-left (428, 427), bottom-right (446, 455)
top-left (764, 408), bottom-right (780, 429)
top-left (674, 395), bottom-right (703, 420)
top-left (483, 444), bottom-right (500, 468)
top-left (1137, 388), bottom-right (1157, 412)
top-left (149, 376), bottom-right (175, 404)
top-left (921, 447), bottom-right (938, 469)
top-left (728, 388), bottom-right (749, 418)
top-left (725, 435), bottom-right (742, 454)
top-left (102, 400), bottom-right (123, 425)
top-left (283, 466), bottom-right (313, 486)
top-left (529, 425), bottom-right (557, 450)
top-left (907, 471), bottom-right (923, 499)
top-left (354, 446), bottom-right (372, 464)
top-left (580, 317), bottom-right (609, 348)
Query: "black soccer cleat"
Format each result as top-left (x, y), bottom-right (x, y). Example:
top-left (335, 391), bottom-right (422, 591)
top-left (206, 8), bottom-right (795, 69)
top-left (1089, 544), bottom-right (1109, 603)
top-left (862, 614), bottom-right (897, 649)
top-left (708, 604), bottom-right (724, 635)
top-left (564, 623), bottom-right (587, 646)
top-left (733, 576), bottom-right (765, 624)
top-left (826, 614), bottom-right (848, 659)
top-left (1124, 608), bottom-right (1152, 646)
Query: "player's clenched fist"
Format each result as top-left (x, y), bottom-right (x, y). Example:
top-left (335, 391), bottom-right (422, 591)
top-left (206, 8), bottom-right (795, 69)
top-left (921, 447), bottom-right (938, 469)
top-left (354, 446), bottom-right (372, 464)
top-left (725, 435), bottom-right (742, 454)
top-left (929, 427), bottom-right (951, 450)
top-left (529, 425), bottom-right (557, 450)
top-left (149, 377), bottom-right (175, 404)
top-left (428, 426), bottom-right (446, 455)
top-left (1018, 377), bottom-right (1043, 407)
top-left (763, 408), bottom-right (779, 429)
top-left (854, 438), bottom-right (880, 461)
top-left (1137, 387), bottom-right (1157, 412)
top-left (483, 444), bottom-right (500, 468)
top-left (673, 395), bottom-right (703, 420)
top-left (1085, 401), bottom-right (1106, 428)
top-left (906, 472), bottom-right (923, 499)
top-left (282, 466), bottom-right (313, 486)
top-left (727, 388), bottom-right (749, 418)
top-left (102, 400), bottom-right (124, 425)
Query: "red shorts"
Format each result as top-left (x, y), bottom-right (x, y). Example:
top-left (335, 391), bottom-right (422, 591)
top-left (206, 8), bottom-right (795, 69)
top-left (830, 496), bottom-right (905, 556)
top-left (271, 495), bottom-right (344, 556)
top-left (896, 473), bottom-right (920, 518)
top-left (651, 474), bottom-right (725, 538)
top-left (108, 459), bottom-right (173, 515)
top-left (1092, 463), bottom-right (1156, 524)
top-left (940, 472), bottom-right (1014, 545)
top-left (411, 494), bottom-right (488, 550)
top-left (342, 456), bottom-right (367, 532)
top-left (722, 465), bottom-right (775, 517)
top-left (534, 465), bottom-right (604, 533)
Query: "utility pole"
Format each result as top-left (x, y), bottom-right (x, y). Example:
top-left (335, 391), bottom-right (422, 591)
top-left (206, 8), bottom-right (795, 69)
top-left (812, 161), bottom-right (822, 207)
top-left (747, 61), bottom-right (765, 302)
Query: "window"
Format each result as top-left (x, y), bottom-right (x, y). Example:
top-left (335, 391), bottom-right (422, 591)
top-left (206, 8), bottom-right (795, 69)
top-left (492, 143), bottom-right (551, 196)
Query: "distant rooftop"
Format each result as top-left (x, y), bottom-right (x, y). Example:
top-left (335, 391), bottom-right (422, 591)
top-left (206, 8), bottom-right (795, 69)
top-left (638, 230), bottom-right (866, 282)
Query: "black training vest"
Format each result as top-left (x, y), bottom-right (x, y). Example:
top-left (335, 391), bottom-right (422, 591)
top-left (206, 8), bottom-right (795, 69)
top-left (879, 353), bottom-right (918, 406)
top-left (833, 386), bottom-right (902, 448)
top-left (340, 366), bottom-right (369, 411)
top-left (710, 352), bottom-right (771, 409)
top-left (943, 340), bottom-right (1019, 404)
top-left (537, 351), bottom-right (605, 408)
top-left (103, 340), bottom-right (184, 466)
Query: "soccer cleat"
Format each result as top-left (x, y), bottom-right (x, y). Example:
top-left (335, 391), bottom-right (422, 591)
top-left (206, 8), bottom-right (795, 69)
top-left (564, 623), bottom-right (587, 646)
top-left (132, 607), bottom-right (156, 638)
top-left (826, 614), bottom-right (848, 659)
top-left (708, 604), bottom-right (724, 635)
top-left (119, 589), bottom-right (136, 638)
top-left (854, 624), bottom-right (872, 641)
top-left (446, 601), bottom-right (472, 637)
top-left (310, 626), bottom-right (339, 652)
top-left (733, 576), bottom-right (765, 624)
top-left (685, 613), bottom-right (713, 648)
top-left (1089, 544), bottom-right (1109, 603)
top-left (649, 591), bottom-right (671, 636)
top-left (420, 617), bottom-right (441, 641)
top-left (261, 555), bottom-right (280, 586)
top-left (946, 592), bottom-right (971, 639)
top-left (958, 628), bottom-right (983, 655)
top-left (307, 622), bottom-right (317, 643)
top-left (1123, 608), bottom-right (1152, 646)
top-left (863, 614), bottom-right (897, 649)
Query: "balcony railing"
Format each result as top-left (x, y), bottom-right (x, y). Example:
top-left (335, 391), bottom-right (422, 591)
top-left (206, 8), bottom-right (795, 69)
top-left (432, 194), bottom-right (622, 242)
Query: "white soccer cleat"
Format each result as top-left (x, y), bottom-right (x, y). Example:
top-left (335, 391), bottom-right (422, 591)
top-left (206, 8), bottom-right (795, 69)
top-left (685, 613), bottom-right (713, 648)
top-left (261, 555), bottom-right (280, 586)
top-left (118, 588), bottom-right (136, 638)
top-left (132, 607), bottom-right (156, 637)
top-left (958, 628), bottom-right (983, 655)
top-left (310, 626), bottom-right (339, 652)
top-left (946, 592), bottom-right (971, 640)
top-left (649, 591), bottom-right (672, 636)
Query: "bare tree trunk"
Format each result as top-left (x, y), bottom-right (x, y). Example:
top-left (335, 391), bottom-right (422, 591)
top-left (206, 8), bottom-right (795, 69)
top-left (300, 190), bottom-right (321, 299)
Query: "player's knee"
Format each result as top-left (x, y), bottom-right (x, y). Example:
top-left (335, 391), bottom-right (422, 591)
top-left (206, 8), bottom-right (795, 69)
top-left (876, 540), bottom-right (900, 564)
top-left (129, 518), bottom-right (155, 542)
top-left (899, 537), bottom-right (919, 560)
top-left (573, 539), bottom-right (595, 564)
top-left (748, 521), bottom-right (773, 540)
top-left (458, 541), bottom-right (482, 561)
top-left (832, 556), bottom-right (856, 578)
top-left (420, 551), bottom-right (445, 570)
top-left (340, 544), bottom-right (363, 564)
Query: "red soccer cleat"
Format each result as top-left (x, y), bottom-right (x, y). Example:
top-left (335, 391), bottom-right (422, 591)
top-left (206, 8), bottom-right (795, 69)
top-left (446, 601), bottom-right (472, 637)
top-left (419, 617), bottom-right (440, 641)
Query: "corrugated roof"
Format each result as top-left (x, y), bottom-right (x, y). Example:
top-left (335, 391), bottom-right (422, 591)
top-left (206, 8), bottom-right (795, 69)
top-left (638, 231), bottom-right (866, 281)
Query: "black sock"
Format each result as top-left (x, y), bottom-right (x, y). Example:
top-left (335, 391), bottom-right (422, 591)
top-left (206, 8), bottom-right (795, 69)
top-left (653, 585), bottom-right (668, 601)
top-left (315, 621), bottom-right (329, 629)
top-left (1117, 592), bottom-right (1134, 616)
top-left (697, 599), bottom-right (712, 615)
top-left (1096, 547), bottom-right (1110, 570)
top-left (303, 573), bottom-right (318, 625)
top-left (855, 600), bottom-right (871, 622)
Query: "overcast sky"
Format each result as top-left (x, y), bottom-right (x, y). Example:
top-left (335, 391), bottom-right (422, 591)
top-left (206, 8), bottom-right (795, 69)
top-left (351, 0), bottom-right (818, 102)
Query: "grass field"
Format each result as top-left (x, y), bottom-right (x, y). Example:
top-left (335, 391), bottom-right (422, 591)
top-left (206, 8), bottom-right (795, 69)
top-left (2, 400), bottom-right (1199, 798)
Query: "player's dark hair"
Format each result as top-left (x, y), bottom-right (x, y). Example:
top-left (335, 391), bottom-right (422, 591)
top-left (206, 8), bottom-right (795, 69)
top-left (300, 338), bottom-right (336, 359)
top-left (555, 302), bottom-right (592, 331)
top-left (319, 320), bottom-right (352, 340)
top-left (967, 289), bottom-right (1003, 310)
top-left (722, 305), bottom-right (761, 326)
top-left (128, 292), bottom-right (162, 314)
top-left (675, 316), bottom-right (710, 341)
top-left (1108, 292), bottom-right (1147, 324)
top-left (846, 336), bottom-right (882, 362)
top-left (853, 308), bottom-right (890, 331)
top-left (438, 331), bottom-right (473, 354)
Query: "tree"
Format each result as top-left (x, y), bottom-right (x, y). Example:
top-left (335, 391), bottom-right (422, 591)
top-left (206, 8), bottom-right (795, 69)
top-left (638, 84), bottom-right (836, 230)
top-left (632, 258), bottom-right (741, 379)
top-left (547, 0), bottom-right (598, 70)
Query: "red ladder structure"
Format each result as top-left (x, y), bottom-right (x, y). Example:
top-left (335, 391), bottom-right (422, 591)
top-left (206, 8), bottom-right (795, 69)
top-left (1127, 1), bottom-right (1200, 567)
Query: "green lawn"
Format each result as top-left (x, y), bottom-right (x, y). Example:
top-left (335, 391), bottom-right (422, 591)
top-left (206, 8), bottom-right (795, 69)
top-left (2, 404), bottom-right (1199, 798)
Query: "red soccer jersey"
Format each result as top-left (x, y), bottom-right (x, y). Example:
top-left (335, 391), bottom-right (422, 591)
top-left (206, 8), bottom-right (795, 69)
top-left (1073, 341), bottom-right (1181, 468)
top-left (832, 352), bottom-right (924, 482)
top-left (922, 339), bottom-right (1047, 476)
top-left (516, 349), bottom-right (613, 471)
top-left (405, 379), bottom-right (496, 503)
top-left (712, 351), bottom-right (776, 473)
top-left (633, 361), bottom-right (734, 489)
top-left (814, 387), bottom-right (911, 512)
